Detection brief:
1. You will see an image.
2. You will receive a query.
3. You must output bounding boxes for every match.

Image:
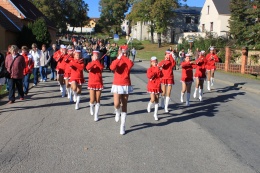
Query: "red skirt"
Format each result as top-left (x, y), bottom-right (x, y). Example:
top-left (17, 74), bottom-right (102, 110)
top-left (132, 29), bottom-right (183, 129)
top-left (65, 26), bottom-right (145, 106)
top-left (56, 68), bottom-right (65, 75)
top-left (69, 78), bottom-right (85, 85)
top-left (147, 88), bottom-right (162, 94)
top-left (88, 84), bottom-right (103, 90)
top-left (161, 79), bottom-right (174, 85)
top-left (64, 73), bottom-right (71, 79)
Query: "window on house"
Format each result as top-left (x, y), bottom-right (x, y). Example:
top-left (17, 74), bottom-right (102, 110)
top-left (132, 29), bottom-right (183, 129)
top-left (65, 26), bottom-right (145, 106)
top-left (194, 17), bottom-right (199, 24)
top-left (207, 5), bottom-right (210, 15)
top-left (210, 22), bottom-right (213, 31)
top-left (186, 17), bottom-right (191, 24)
top-left (126, 22), bottom-right (129, 25)
top-left (202, 24), bottom-right (205, 32)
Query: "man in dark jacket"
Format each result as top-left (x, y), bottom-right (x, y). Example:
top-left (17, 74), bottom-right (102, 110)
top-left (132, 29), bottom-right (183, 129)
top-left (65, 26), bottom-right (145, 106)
top-left (5, 45), bottom-right (26, 104)
top-left (49, 44), bottom-right (58, 80)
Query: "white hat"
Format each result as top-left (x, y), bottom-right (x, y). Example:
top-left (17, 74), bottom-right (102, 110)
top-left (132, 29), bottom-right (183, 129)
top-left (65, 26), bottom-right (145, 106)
top-left (200, 50), bottom-right (205, 54)
top-left (150, 56), bottom-right (157, 61)
top-left (60, 45), bottom-right (66, 49)
top-left (92, 50), bottom-right (99, 55)
top-left (210, 47), bottom-right (215, 51)
top-left (74, 50), bottom-right (81, 53)
top-left (185, 53), bottom-right (191, 57)
top-left (165, 50), bottom-right (171, 54)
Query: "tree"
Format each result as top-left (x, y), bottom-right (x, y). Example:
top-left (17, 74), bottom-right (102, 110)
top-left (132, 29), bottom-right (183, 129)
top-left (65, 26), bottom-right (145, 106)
top-left (17, 25), bottom-right (36, 48)
top-left (31, 18), bottom-right (52, 47)
top-left (29, 0), bottom-right (89, 33)
top-left (99, 0), bottom-right (130, 34)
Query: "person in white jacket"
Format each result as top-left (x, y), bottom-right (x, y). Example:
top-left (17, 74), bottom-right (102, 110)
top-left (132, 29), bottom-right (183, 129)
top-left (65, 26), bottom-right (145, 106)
top-left (29, 43), bottom-right (41, 86)
top-left (40, 44), bottom-right (51, 82)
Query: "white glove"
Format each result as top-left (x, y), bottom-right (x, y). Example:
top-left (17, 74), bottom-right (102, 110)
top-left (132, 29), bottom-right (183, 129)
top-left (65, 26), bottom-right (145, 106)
top-left (117, 54), bottom-right (122, 60)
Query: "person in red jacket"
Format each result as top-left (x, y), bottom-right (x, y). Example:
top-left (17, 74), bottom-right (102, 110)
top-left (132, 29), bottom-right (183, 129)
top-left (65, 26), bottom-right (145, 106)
top-left (158, 50), bottom-right (176, 112)
top-left (64, 49), bottom-right (74, 101)
top-left (86, 51), bottom-right (104, 121)
top-left (180, 54), bottom-right (196, 106)
top-left (147, 56), bottom-right (163, 121)
top-left (110, 48), bottom-right (134, 135)
top-left (205, 47), bottom-right (219, 91)
top-left (21, 46), bottom-right (34, 96)
top-left (193, 51), bottom-right (207, 101)
top-left (53, 45), bottom-right (67, 97)
top-left (69, 50), bottom-right (85, 110)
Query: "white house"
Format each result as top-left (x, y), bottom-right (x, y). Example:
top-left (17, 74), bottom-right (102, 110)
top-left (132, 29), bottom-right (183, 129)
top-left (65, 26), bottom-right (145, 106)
top-left (131, 6), bottom-right (201, 43)
top-left (199, 0), bottom-right (231, 37)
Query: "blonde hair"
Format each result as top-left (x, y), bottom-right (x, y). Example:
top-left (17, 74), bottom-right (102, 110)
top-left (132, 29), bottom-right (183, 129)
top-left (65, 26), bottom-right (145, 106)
top-left (32, 43), bottom-right (37, 48)
top-left (10, 45), bottom-right (19, 52)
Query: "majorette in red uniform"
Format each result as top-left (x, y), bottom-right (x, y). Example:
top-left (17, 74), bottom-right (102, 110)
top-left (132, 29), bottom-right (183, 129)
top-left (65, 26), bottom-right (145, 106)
top-left (21, 46), bottom-right (34, 95)
top-left (110, 49), bottom-right (134, 135)
top-left (69, 50), bottom-right (85, 110)
top-left (180, 54), bottom-right (196, 106)
top-left (64, 49), bottom-right (74, 101)
top-left (86, 50), bottom-right (104, 121)
top-left (158, 50), bottom-right (176, 112)
top-left (193, 50), bottom-right (207, 101)
top-left (205, 47), bottom-right (219, 91)
top-left (147, 56), bottom-right (163, 121)
top-left (53, 45), bottom-right (67, 97)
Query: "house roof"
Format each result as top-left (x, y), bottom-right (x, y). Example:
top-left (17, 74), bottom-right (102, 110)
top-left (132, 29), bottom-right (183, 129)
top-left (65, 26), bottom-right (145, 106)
top-left (212, 0), bottom-right (231, 15)
top-left (0, 6), bottom-right (21, 32)
top-left (8, 0), bottom-right (56, 29)
top-left (174, 6), bottom-right (202, 15)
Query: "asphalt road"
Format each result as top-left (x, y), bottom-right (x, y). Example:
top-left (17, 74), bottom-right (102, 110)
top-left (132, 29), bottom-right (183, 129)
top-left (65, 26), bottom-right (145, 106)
top-left (0, 61), bottom-right (259, 173)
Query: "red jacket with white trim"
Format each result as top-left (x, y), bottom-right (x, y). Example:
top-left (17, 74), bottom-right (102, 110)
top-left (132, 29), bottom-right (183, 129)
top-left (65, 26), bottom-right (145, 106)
top-left (110, 56), bottom-right (133, 85)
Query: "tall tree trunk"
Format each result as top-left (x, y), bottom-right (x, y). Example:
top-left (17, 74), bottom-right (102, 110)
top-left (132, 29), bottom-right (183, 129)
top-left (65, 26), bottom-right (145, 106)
top-left (157, 33), bottom-right (161, 48)
top-left (150, 25), bottom-right (154, 44)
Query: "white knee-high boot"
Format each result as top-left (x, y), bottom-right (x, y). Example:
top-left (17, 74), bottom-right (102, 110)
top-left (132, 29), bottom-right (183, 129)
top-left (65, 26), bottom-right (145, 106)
top-left (193, 88), bottom-right (198, 98)
top-left (66, 88), bottom-right (70, 99)
top-left (89, 103), bottom-right (94, 115)
top-left (186, 93), bottom-right (190, 106)
top-left (120, 112), bottom-right (127, 135)
top-left (75, 95), bottom-right (80, 110)
top-left (211, 77), bottom-right (214, 86)
top-left (160, 96), bottom-right (165, 108)
top-left (115, 107), bottom-right (121, 122)
top-left (180, 92), bottom-right (184, 103)
top-left (73, 91), bottom-right (77, 102)
top-left (147, 101), bottom-right (153, 113)
top-left (154, 104), bottom-right (159, 121)
top-left (199, 89), bottom-right (203, 101)
top-left (164, 97), bottom-right (170, 113)
top-left (207, 81), bottom-right (211, 91)
top-left (94, 103), bottom-right (100, 122)
top-left (69, 88), bottom-right (73, 102)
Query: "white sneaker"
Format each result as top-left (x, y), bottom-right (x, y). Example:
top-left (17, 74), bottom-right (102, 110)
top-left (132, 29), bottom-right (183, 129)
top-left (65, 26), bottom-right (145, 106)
top-left (120, 126), bottom-right (125, 135)
top-left (33, 84), bottom-right (36, 86)
top-left (40, 79), bottom-right (43, 82)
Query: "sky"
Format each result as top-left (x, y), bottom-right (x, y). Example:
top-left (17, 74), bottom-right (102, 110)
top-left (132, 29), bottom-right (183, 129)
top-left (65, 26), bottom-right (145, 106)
top-left (85, 0), bottom-right (205, 18)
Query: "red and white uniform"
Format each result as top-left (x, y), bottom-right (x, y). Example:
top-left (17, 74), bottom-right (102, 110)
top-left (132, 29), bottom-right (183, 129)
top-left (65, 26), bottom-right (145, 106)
top-left (86, 60), bottom-right (104, 90)
top-left (53, 50), bottom-right (67, 74)
top-left (64, 55), bottom-right (74, 79)
top-left (158, 54), bottom-right (176, 85)
top-left (22, 53), bottom-right (34, 75)
top-left (147, 66), bottom-right (163, 93)
top-left (205, 53), bottom-right (219, 70)
top-left (194, 55), bottom-right (207, 79)
top-left (181, 61), bottom-right (196, 83)
top-left (110, 56), bottom-right (133, 86)
top-left (69, 59), bottom-right (85, 85)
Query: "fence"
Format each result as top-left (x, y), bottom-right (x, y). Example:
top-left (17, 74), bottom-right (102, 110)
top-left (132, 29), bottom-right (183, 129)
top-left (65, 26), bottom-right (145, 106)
top-left (216, 63), bottom-right (260, 74)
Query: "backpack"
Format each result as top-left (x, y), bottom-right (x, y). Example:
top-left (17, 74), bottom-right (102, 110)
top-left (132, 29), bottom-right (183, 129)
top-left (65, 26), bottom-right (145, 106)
top-left (0, 53), bottom-right (7, 78)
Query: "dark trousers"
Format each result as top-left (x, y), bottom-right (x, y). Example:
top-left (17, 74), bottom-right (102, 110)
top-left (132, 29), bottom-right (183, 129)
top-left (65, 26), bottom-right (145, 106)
top-left (23, 73), bottom-right (31, 94)
top-left (8, 78), bottom-right (24, 101)
top-left (33, 68), bottom-right (39, 85)
top-left (104, 55), bottom-right (110, 69)
top-left (50, 67), bottom-right (56, 80)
